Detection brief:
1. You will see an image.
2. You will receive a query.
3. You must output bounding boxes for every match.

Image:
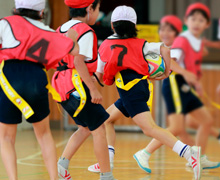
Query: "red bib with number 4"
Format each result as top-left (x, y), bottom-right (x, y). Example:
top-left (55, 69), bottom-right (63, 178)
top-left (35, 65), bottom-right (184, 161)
top-left (0, 15), bottom-right (74, 70)
top-left (99, 37), bottom-right (149, 85)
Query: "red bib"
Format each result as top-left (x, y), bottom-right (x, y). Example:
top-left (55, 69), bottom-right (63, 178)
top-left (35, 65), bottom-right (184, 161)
top-left (0, 15), bottom-right (74, 70)
top-left (99, 37), bottom-right (149, 85)
top-left (171, 36), bottom-right (203, 79)
top-left (52, 22), bottom-right (98, 101)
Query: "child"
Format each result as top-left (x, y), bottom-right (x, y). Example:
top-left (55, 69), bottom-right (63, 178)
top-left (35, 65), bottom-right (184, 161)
top-left (52, 0), bottom-right (114, 179)
top-left (0, 0), bottom-right (79, 179)
top-left (91, 5), bottom-right (203, 180)
top-left (135, 2), bottom-right (220, 173)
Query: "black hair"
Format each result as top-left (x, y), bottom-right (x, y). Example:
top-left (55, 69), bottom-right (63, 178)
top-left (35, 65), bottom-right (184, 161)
top-left (69, 0), bottom-right (100, 18)
top-left (113, 21), bottom-right (137, 39)
top-left (159, 22), bottom-right (179, 36)
top-left (13, 8), bottom-right (43, 20)
top-left (187, 9), bottom-right (210, 22)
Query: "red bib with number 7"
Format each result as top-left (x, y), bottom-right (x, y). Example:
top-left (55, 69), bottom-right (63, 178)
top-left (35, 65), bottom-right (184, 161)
top-left (99, 37), bottom-right (149, 85)
top-left (0, 15), bottom-right (74, 70)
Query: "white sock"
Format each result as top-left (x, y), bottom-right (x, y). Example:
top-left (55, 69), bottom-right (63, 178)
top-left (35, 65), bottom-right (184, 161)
top-left (143, 149), bottom-right (151, 159)
top-left (108, 145), bottom-right (115, 162)
top-left (172, 140), bottom-right (190, 158)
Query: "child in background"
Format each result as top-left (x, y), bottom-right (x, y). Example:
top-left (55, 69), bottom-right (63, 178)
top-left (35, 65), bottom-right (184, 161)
top-left (0, 0), bottom-right (79, 179)
top-left (92, 5), bottom-right (203, 180)
top-left (52, 0), bottom-right (114, 179)
top-left (136, 2), bottom-right (220, 174)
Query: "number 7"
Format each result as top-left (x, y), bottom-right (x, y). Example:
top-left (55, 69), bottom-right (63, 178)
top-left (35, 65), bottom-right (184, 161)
top-left (110, 44), bottom-right (128, 66)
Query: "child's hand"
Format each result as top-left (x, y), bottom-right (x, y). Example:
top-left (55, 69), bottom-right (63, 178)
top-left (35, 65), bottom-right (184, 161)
top-left (90, 88), bottom-right (102, 104)
top-left (66, 29), bottom-right (78, 42)
top-left (183, 70), bottom-right (197, 87)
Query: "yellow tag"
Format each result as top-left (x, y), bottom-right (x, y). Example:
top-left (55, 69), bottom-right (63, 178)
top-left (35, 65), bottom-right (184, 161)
top-left (169, 72), bottom-right (182, 114)
top-left (43, 69), bottom-right (62, 102)
top-left (115, 72), bottom-right (153, 112)
top-left (0, 61), bottom-right (34, 119)
top-left (71, 69), bottom-right (87, 117)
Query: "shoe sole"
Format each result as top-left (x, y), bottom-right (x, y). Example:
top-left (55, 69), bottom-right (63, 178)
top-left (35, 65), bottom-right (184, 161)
top-left (196, 147), bottom-right (202, 180)
top-left (133, 154), bottom-right (151, 173)
top-left (88, 167), bottom-right (100, 173)
top-left (203, 162), bottom-right (220, 169)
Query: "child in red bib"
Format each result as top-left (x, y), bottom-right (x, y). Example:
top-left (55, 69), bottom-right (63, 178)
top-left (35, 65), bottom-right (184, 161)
top-left (89, 5), bottom-right (203, 180)
top-left (0, 0), bottom-right (79, 179)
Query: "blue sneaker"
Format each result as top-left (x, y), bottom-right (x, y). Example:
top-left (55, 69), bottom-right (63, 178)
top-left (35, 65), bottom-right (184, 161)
top-left (133, 150), bottom-right (151, 173)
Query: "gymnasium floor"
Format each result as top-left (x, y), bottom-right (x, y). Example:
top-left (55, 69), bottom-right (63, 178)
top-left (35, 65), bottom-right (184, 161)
top-left (0, 130), bottom-right (220, 180)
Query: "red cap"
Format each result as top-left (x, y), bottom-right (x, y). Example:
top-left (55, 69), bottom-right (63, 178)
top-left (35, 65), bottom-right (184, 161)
top-left (185, 2), bottom-right (210, 19)
top-left (160, 15), bottom-right (182, 33)
top-left (64, 0), bottom-right (95, 8)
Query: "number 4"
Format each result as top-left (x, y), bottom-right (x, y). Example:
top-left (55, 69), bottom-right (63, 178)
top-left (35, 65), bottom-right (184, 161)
top-left (26, 39), bottom-right (49, 64)
top-left (111, 44), bottom-right (128, 66)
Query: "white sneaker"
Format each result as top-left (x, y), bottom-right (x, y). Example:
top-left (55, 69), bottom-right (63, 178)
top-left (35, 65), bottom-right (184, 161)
top-left (186, 155), bottom-right (220, 170)
top-left (58, 164), bottom-right (72, 180)
top-left (88, 162), bottom-right (114, 173)
top-left (187, 146), bottom-right (202, 180)
top-left (133, 150), bottom-right (151, 173)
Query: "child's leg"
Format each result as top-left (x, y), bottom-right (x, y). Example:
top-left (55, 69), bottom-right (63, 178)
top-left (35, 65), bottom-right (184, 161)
top-left (32, 116), bottom-right (58, 180)
top-left (186, 114), bottom-right (220, 139)
top-left (60, 125), bottom-right (90, 161)
top-left (189, 107), bottom-right (213, 154)
top-left (0, 123), bottom-right (17, 180)
top-left (91, 124), bottom-right (111, 173)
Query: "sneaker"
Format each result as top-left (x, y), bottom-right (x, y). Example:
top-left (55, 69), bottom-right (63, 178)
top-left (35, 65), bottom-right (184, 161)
top-left (186, 155), bottom-right (220, 170)
top-left (187, 146), bottom-right (202, 180)
top-left (88, 162), bottom-right (114, 173)
top-left (133, 150), bottom-right (151, 173)
top-left (58, 164), bottom-right (72, 180)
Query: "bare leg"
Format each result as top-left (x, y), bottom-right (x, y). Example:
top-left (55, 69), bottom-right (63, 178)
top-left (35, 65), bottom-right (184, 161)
top-left (105, 104), bottom-right (124, 147)
top-left (178, 130), bottom-right (195, 146)
top-left (0, 123), bottom-right (17, 180)
top-left (144, 114), bottom-right (185, 153)
top-left (186, 114), bottom-right (219, 138)
top-left (91, 124), bottom-right (110, 173)
top-left (61, 125), bottom-right (90, 160)
top-left (33, 116), bottom-right (58, 180)
top-left (133, 112), bottom-right (178, 149)
top-left (189, 107), bottom-right (213, 154)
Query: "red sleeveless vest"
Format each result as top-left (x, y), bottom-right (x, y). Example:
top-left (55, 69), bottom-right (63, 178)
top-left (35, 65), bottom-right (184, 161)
top-left (171, 36), bottom-right (203, 79)
top-left (99, 37), bottom-right (149, 85)
top-left (52, 22), bottom-right (98, 101)
top-left (0, 15), bottom-right (74, 70)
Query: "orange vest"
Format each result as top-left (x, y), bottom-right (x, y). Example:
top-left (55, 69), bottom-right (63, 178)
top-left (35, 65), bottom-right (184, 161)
top-left (0, 15), bottom-right (74, 70)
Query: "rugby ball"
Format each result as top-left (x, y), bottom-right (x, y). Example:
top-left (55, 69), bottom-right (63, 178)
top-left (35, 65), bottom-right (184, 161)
top-left (145, 53), bottom-right (165, 78)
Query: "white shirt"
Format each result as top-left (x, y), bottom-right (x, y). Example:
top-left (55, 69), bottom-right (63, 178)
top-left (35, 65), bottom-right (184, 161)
top-left (97, 34), bottom-right (163, 73)
top-left (170, 30), bottom-right (202, 68)
top-left (0, 16), bottom-right (53, 48)
top-left (60, 20), bottom-right (94, 62)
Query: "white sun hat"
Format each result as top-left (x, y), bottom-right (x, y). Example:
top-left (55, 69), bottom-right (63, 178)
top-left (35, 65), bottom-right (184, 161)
top-left (15, 0), bottom-right (46, 11)
top-left (111, 5), bottom-right (137, 25)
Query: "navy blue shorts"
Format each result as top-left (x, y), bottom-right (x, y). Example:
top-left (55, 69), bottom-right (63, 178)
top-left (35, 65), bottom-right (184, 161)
top-left (114, 98), bottom-right (130, 118)
top-left (162, 74), bottom-right (203, 115)
top-left (116, 70), bottom-right (150, 118)
top-left (0, 60), bottom-right (50, 124)
top-left (61, 83), bottom-right (109, 131)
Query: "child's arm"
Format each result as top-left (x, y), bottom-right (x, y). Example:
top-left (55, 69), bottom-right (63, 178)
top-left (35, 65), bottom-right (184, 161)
top-left (203, 39), bottom-right (220, 49)
top-left (66, 29), bottom-right (79, 56)
top-left (74, 55), bottom-right (102, 104)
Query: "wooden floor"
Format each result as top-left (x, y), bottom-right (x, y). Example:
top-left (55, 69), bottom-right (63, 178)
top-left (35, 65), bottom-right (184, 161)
top-left (0, 130), bottom-right (220, 180)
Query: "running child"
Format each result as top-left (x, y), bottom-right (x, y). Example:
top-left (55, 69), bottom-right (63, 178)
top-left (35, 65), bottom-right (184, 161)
top-left (90, 5), bottom-right (203, 180)
top-left (52, 0), bottom-right (114, 179)
top-left (0, 0), bottom-right (79, 179)
top-left (133, 2), bottom-right (220, 173)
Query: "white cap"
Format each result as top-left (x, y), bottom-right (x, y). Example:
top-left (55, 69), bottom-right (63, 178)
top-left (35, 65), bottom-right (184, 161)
top-left (111, 5), bottom-right (137, 24)
top-left (15, 0), bottom-right (46, 11)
